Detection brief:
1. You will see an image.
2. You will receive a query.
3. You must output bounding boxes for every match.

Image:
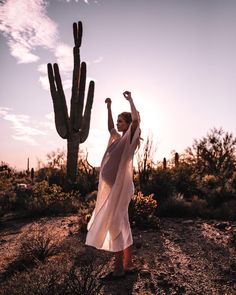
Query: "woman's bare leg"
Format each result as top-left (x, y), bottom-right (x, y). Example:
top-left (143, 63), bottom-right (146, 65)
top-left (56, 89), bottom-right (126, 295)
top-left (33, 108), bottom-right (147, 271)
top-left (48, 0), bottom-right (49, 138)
top-left (113, 251), bottom-right (125, 275)
top-left (123, 245), bottom-right (134, 270)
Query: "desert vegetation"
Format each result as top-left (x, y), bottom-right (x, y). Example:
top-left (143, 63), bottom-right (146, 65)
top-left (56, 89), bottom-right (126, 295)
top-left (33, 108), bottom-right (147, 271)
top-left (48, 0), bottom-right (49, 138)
top-left (0, 127), bottom-right (236, 294)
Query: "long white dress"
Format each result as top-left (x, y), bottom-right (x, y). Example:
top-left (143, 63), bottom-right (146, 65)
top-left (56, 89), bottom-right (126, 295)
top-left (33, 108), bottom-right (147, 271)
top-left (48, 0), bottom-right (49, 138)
top-left (85, 124), bottom-right (140, 252)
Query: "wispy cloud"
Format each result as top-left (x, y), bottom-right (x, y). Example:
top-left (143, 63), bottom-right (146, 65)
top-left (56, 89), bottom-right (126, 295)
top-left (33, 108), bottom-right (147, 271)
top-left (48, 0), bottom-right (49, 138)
top-left (0, 0), bottom-right (99, 91)
top-left (59, 0), bottom-right (94, 4)
top-left (39, 112), bottom-right (55, 130)
top-left (0, 0), bottom-right (58, 64)
top-left (0, 106), bottom-right (47, 145)
top-left (93, 56), bottom-right (103, 64)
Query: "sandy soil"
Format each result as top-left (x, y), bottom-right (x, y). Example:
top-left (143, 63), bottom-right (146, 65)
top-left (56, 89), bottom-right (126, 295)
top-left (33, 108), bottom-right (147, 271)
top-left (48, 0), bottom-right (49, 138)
top-left (0, 214), bottom-right (236, 295)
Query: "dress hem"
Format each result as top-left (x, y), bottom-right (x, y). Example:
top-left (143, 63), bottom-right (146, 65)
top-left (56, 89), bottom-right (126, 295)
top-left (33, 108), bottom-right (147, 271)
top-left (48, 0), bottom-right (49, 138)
top-left (85, 241), bottom-right (133, 253)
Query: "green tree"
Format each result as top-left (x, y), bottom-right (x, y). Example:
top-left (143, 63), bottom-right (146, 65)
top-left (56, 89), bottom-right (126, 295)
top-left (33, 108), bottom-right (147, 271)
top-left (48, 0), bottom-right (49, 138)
top-left (185, 128), bottom-right (236, 187)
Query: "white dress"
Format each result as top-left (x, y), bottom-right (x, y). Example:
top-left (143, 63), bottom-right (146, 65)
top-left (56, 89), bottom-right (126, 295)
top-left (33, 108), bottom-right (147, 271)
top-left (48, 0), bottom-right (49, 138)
top-left (85, 124), bottom-right (140, 252)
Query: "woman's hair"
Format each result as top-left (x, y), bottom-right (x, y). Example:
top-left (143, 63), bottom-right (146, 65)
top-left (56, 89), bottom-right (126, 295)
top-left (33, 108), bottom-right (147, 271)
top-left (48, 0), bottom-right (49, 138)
top-left (119, 111), bottom-right (142, 150)
top-left (118, 112), bottom-right (132, 124)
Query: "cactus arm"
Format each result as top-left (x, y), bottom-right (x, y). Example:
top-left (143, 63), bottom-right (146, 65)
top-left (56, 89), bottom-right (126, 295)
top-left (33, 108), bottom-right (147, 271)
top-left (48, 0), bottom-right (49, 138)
top-left (73, 21), bottom-right (82, 47)
top-left (80, 80), bottom-right (95, 143)
top-left (47, 63), bottom-right (69, 139)
top-left (48, 63), bottom-right (57, 97)
top-left (71, 22), bottom-right (83, 131)
top-left (74, 62), bottom-right (86, 131)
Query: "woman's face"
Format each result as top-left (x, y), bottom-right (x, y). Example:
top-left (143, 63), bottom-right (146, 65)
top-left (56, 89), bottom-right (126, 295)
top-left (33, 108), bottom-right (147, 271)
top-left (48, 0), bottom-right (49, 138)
top-left (117, 115), bottom-right (130, 132)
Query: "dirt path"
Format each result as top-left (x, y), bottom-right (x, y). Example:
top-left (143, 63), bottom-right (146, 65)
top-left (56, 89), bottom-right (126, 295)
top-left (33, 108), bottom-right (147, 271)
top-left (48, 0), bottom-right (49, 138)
top-left (0, 214), bottom-right (236, 294)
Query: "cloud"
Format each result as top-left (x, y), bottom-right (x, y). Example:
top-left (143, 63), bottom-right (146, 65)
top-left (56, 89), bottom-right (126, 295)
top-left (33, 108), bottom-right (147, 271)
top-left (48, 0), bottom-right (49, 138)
top-left (55, 43), bottom-right (73, 73)
top-left (0, 107), bottom-right (47, 145)
top-left (0, 0), bottom-right (99, 90)
top-left (0, 0), bottom-right (58, 64)
top-left (39, 112), bottom-right (55, 130)
top-left (12, 135), bottom-right (38, 146)
top-left (0, 106), bottom-right (11, 116)
top-left (59, 0), bottom-right (90, 3)
top-left (39, 75), bottom-right (50, 91)
top-left (93, 56), bottom-right (103, 64)
top-left (38, 43), bottom-right (73, 91)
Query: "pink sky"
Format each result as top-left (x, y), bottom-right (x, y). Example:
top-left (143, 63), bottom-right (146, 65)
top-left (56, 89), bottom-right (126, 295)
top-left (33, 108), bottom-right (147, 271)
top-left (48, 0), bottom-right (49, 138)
top-left (1, 0), bottom-right (236, 170)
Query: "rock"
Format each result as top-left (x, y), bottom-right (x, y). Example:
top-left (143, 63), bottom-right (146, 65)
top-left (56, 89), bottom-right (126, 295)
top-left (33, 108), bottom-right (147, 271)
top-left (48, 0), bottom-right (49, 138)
top-left (215, 222), bottom-right (229, 230)
top-left (174, 238), bottom-right (182, 243)
top-left (135, 241), bottom-right (142, 249)
top-left (139, 269), bottom-right (151, 278)
top-left (144, 242), bottom-right (150, 248)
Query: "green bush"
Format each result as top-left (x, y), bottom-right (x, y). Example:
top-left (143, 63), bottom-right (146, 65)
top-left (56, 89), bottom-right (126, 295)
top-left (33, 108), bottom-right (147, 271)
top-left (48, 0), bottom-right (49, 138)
top-left (139, 168), bottom-right (175, 200)
top-left (25, 181), bottom-right (79, 216)
top-left (129, 191), bottom-right (159, 229)
top-left (156, 195), bottom-right (191, 218)
top-left (77, 198), bottom-right (96, 233)
top-left (173, 164), bottom-right (199, 198)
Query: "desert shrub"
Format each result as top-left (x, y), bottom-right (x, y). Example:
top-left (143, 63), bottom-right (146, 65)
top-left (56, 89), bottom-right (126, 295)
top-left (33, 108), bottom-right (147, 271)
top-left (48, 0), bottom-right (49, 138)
top-left (0, 247), bottom-right (106, 295)
top-left (19, 230), bottom-right (56, 264)
top-left (129, 191), bottom-right (159, 229)
top-left (0, 190), bottom-right (16, 212)
top-left (61, 249), bottom-right (106, 295)
top-left (0, 174), bottom-right (18, 212)
top-left (1, 228), bottom-right (57, 280)
top-left (25, 181), bottom-right (79, 216)
top-left (156, 195), bottom-right (191, 218)
top-left (147, 168), bottom-right (175, 200)
top-left (198, 174), bottom-right (235, 208)
top-left (77, 159), bottom-right (99, 196)
top-left (201, 174), bottom-right (220, 189)
top-left (0, 260), bottom-right (65, 295)
top-left (172, 164), bottom-right (199, 198)
top-left (206, 200), bottom-right (236, 220)
top-left (77, 199), bottom-right (96, 233)
top-left (188, 196), bottom-right (208, 218)
top-left (230, 172), bottom-right (236, 191)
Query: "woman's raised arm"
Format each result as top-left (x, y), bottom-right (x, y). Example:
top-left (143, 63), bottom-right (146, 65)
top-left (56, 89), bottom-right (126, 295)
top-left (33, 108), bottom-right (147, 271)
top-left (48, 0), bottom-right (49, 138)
top-left (123, 91), bottom-right (139, 135)
top-left (105, 97), bottom-right (114, 132)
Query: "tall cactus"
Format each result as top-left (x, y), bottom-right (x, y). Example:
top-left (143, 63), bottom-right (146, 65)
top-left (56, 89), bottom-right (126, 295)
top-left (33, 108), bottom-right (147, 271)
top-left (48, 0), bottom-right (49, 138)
top-left (47, 21), bottom-right (95, 182)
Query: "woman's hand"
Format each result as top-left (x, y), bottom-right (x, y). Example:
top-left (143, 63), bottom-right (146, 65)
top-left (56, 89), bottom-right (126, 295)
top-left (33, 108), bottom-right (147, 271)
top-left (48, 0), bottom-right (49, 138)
top-left (105, 97), bottom-right (112, 108)
top-left (123, 91), bottom-right (132, 101)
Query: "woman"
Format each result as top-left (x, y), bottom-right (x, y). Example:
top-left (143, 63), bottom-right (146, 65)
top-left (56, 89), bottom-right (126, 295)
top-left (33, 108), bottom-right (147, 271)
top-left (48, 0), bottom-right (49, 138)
top-left (85, 91), bottom-right (140, 279)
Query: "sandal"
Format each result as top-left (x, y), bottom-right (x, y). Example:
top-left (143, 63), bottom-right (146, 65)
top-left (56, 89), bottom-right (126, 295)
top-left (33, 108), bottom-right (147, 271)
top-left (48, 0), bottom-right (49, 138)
top-left (100, 271), bottom-right (125, 281)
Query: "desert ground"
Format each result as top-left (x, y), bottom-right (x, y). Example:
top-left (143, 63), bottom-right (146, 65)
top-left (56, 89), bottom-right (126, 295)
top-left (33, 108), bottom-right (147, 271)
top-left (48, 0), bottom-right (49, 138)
top-left (0, 213), bottom-right (236, 295)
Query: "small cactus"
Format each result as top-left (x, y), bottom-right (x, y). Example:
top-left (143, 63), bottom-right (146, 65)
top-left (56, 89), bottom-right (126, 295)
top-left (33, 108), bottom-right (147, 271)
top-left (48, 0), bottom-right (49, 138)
top-left (175, 152), bottom-right (179, 168)
top-left (163, 157), bottom-right (167, 170)
top-left (26, 157), bottom-right (30, 175)
top-left (30, 168), bottom-right (34, 181)
top-left (47, 21), bottom-right (95, 182)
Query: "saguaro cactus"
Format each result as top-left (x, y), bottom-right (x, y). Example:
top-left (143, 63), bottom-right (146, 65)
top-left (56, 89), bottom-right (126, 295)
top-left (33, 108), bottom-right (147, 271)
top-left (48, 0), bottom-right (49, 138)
top-left (47, 21), bottom-right (95, 182)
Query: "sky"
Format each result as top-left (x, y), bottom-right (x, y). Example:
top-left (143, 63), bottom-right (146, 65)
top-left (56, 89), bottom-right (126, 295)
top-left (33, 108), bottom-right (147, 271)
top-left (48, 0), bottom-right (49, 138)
top-left (0, 0), bottom-right (236, 170)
